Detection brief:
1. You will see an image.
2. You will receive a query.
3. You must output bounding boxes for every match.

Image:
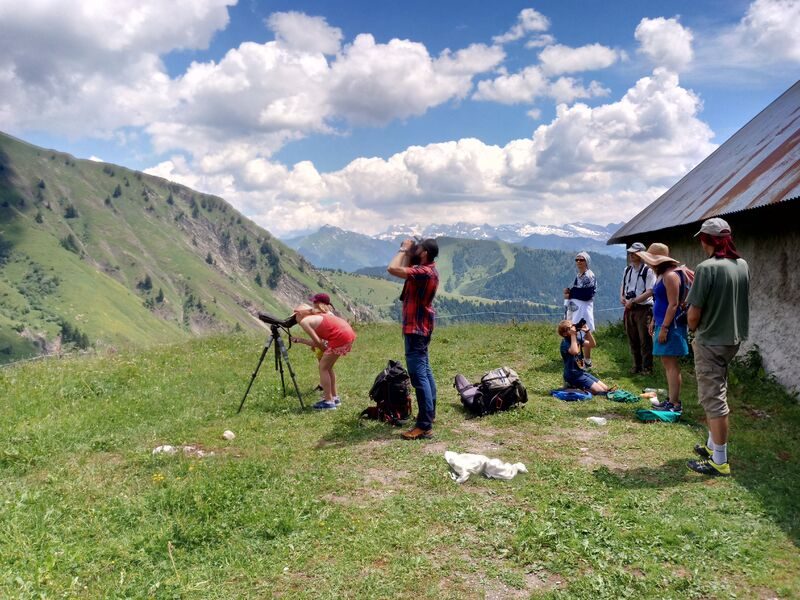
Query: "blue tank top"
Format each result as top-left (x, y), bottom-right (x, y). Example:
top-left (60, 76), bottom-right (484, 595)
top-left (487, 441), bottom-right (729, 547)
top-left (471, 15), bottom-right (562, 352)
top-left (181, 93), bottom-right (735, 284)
top-left (653, 270), bottom-right (684, 328)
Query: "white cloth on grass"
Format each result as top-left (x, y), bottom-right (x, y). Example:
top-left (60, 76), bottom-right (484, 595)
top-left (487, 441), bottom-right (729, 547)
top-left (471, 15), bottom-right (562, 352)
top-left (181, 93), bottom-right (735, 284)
top-left (444, 451), bottom-right (528, 484)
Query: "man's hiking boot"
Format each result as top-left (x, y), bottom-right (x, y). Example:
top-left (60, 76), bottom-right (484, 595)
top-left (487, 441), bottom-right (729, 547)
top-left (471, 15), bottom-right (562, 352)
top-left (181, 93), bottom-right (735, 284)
top-left (629, 367), bottom-right (641, 375)
top-left (687, 459), bottom-right (731, 477)
top-left (694, 443), bottom-right (713, 459)
top-left (401, 427), bottom-right (433, 440)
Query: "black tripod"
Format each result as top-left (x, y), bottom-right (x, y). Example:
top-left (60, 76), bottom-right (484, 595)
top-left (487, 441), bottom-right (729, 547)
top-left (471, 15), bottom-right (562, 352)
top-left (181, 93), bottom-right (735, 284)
top-left (238, 323), bottom-right (305, 412)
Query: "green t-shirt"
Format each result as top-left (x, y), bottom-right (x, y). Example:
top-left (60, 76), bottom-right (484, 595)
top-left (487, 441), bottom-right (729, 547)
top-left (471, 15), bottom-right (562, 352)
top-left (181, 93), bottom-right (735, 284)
top-left (686, 257), bottom-right (750, 345)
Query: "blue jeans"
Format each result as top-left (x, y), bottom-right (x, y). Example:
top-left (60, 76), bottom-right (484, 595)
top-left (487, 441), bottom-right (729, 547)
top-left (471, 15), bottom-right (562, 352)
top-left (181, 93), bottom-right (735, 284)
top-left (404, 334), bottom-right (437, 430)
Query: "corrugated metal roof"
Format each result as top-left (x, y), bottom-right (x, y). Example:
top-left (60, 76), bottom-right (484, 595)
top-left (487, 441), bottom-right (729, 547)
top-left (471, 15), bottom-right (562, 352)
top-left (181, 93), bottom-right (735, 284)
top-left (609, 80), bottom-right (800, 244)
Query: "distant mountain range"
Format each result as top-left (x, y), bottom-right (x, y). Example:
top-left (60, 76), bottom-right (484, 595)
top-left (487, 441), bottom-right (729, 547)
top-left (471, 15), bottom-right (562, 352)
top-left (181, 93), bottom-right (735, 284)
top-left (353, 237), bottom-right (627, 323)
top-left (284, 221), bottom-right (626, 272)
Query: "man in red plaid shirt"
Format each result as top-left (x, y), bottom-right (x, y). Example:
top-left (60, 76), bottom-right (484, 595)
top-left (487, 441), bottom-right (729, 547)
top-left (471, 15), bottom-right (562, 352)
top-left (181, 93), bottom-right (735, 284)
top-left (388, 238), bottom-right (439, 440)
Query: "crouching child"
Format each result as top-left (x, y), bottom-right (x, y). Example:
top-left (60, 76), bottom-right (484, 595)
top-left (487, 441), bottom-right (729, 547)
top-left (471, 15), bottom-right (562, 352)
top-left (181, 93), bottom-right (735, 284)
top-left (558, 319), bottom-right (612, 394)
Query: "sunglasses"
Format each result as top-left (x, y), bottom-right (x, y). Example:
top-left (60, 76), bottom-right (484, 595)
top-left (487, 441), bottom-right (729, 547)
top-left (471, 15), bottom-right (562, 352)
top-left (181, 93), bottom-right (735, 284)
top-left (575, 258), bottom-right (586, 262)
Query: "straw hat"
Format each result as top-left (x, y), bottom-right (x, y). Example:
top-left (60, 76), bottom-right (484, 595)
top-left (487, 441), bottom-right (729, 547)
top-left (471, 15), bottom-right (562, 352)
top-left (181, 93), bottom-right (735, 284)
top-left (636, 242), bottom-right (679, 266)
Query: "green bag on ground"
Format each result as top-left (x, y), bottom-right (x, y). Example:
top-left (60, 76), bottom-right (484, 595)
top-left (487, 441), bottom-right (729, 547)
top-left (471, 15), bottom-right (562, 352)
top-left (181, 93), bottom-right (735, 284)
top-left (635, 408), bottom-right (681, 423)
top-left (607, 390), bottom-right (639, 403)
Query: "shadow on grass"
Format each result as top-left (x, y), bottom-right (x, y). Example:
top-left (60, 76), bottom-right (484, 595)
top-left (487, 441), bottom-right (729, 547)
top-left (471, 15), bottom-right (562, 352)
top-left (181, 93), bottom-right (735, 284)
top-left (313, 417), bottom-right (402, 450)
top-left (594, 331), bottom-right (800, 549)
top-left (593, 458), bottom-right (701, 489)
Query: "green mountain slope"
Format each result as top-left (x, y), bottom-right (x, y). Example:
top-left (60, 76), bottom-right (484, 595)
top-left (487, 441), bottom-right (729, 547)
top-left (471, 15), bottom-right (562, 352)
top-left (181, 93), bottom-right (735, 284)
top-left (0, 132), bottom-right (360, 362)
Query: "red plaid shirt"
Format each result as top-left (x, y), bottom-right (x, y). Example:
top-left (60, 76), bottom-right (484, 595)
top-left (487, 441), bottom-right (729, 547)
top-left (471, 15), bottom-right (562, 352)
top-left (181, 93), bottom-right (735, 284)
top-left (400, 264), bottom-right (439, 336)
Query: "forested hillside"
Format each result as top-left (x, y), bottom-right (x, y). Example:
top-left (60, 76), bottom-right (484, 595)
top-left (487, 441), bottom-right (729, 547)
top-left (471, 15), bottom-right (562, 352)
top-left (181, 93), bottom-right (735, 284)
top-left (0, 132), bottom-right (363, 362)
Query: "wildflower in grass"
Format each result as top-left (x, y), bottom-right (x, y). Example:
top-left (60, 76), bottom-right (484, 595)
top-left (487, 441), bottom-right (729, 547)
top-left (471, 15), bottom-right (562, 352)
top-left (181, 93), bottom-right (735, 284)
top-left (152, 472), bottom-right (165, 483)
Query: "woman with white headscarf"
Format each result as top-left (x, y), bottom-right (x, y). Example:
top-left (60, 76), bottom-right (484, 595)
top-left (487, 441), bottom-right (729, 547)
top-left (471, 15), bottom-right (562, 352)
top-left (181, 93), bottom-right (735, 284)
top-left (563, 251), bottom-right (596, 368)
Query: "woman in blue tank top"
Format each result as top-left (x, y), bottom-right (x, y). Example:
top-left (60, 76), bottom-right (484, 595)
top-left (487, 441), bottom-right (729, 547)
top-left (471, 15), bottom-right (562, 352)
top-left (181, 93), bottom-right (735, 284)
top-left (636, 243), bottom-right (688, 412)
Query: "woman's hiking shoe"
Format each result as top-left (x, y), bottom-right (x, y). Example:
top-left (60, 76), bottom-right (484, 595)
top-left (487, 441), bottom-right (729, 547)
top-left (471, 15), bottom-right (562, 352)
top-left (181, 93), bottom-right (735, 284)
top-left (332, 396), bottom-right (341, 406)
top-left (652, 400), bottom-right (682, 412)
top-left (401, 427), bottom-right (433, 440)
top-left (687, 459), bottom-right (731, 477)
top-left (694, 443), bottom-right (713, 459)
top-left (312, 400), bottom-right (337, 410)
top-left (583, 359), bottom-right (593, 370)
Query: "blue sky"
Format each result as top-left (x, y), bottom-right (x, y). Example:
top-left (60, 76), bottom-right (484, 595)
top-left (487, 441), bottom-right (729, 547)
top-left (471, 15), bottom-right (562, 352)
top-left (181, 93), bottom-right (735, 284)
top-left (1, 0), bottom-right (798, 236)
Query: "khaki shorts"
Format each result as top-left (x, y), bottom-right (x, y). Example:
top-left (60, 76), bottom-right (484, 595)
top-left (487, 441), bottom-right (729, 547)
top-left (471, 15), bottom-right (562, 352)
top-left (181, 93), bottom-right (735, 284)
top-left (692, 341), bottom-right (740, 419)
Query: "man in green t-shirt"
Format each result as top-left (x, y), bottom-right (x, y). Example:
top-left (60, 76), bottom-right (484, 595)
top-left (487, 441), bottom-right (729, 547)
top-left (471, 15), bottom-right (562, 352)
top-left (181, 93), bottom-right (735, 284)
top-left (685, 218), bottom-right (750, 477)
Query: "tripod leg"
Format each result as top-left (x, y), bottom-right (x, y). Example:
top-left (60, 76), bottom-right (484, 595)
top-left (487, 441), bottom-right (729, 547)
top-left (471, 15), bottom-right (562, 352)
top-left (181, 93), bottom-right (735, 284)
top-left (276, 344), bottom-right (287, 396)
top-left (237, 335), bottom-right (275, 413)
top-left (275, 333), bottom-right (305, 409)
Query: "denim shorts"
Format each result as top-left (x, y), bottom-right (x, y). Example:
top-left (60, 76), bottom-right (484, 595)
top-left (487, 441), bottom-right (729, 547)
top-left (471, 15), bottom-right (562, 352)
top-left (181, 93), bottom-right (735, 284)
top-left (566, 371), bottom-right (600, 390)
top-left (653, 325), bottom-right (689, 357)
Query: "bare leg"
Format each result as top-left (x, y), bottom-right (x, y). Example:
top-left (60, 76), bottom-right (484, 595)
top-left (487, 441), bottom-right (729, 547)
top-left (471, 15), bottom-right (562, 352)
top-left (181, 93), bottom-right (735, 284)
top-left (708, 415), bottom-right (729, 446)
top-left (589, 380), bottom-right (609, 394)
top-left (319, 353), bottom-right (339, 401)
top-left (661, 356), bottom-right (682, 406)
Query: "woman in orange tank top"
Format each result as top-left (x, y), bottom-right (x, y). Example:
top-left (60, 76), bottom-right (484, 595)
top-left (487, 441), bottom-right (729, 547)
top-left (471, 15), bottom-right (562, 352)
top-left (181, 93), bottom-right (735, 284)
top-left (291, 303), bottom-right (356, 410)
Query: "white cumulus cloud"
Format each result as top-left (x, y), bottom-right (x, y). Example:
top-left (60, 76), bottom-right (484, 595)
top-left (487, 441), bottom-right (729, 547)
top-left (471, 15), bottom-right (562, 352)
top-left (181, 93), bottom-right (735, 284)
top-left (539, 43), bottom-right (621, 75)
top-left (708, 0), bottom-right (800, 67)
top-left (493, 8), bottom-right (550, 44)
top-left (473, 66), bottom-right (549, 104)
top-left (328, 35), bottom-right (502, 125)
top-left (0, 0), bottom-right (234, 135)
top-left (267, 11), bottom-right (343, 55)
top-left (147, 70), bottom-right (716, 237)
top-left (635, 17), bottom-right (694, 71)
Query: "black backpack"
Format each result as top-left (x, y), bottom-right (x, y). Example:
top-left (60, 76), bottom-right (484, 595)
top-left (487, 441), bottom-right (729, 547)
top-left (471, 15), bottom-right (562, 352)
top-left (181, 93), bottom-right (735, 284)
top-left (360, 360), bottom-right (413, 426)
top-left (454, 367), bottom-right (528, 416)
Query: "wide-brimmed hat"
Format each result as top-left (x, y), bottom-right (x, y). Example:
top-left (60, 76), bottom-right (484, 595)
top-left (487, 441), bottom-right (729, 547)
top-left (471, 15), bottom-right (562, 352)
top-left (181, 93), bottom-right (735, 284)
top-left (636, 242), bottom-right (679, 266)
top-left (694, 217), bottom-right (731, 237)
top-left (627, 242), bottom-right (646, 253)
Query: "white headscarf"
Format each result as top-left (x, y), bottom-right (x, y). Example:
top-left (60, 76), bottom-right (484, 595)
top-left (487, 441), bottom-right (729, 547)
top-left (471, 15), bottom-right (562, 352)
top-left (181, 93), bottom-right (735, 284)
top-left (575, 251), bottom-right (591, 267)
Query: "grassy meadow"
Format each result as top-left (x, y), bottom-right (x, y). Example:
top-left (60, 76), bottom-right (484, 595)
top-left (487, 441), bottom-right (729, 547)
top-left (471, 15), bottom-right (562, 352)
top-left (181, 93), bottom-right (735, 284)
top-left (1, 322), bottom-right (799, 599)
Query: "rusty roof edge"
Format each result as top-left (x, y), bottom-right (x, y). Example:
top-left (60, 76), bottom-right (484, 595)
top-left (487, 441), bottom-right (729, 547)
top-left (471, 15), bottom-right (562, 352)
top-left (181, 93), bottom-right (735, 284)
top-left (607, 80), bottom-right (800, 245)
top-left (607, 193), bottom-right (800, 244)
